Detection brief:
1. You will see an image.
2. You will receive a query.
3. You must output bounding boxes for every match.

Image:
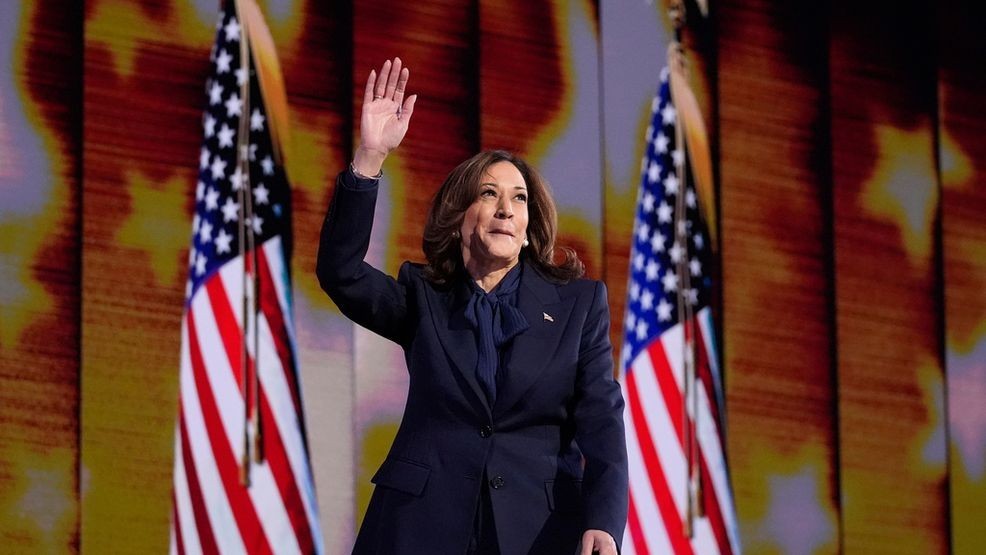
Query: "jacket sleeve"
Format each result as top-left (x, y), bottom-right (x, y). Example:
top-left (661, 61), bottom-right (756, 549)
top-left (574, 280), bottom-right (629, 547)
top-left (316, 170), bottom-right (411, 345)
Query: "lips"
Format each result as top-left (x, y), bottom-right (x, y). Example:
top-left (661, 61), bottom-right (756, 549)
top-left (488, 229), bottom-right (514, 237)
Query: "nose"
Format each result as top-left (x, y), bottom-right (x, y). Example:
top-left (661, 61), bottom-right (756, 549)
top-left (496, 196), bottom-right (513, 218)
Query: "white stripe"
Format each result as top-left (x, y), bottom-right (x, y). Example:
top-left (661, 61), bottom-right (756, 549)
top-left (173, 422), bottom-right (203, 555)
top-left (192, 282), bottom-right (301, 555)
top-left (180, 317), bottom-right (246, 554)
top-left (169, 524), bottom-right (178, 555)
top-left (622, 373), bottom-right (675, 554)
top-left (256, 313), bottom-right (323, 552)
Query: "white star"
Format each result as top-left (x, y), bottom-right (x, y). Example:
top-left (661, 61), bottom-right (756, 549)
top-left (647, 161), bottom-right (660, 184)
top-left (208, 81), bottom-right (223, 105)
top-left (224, 17), bottom-right (240, 42)
top-left (672, 149), bottom-right (685, 167)
top-left (652, 94), bottom-right (661, 112)
top-left (690, 258), bottom-right (702, 277)
top-left (664, 173), bottom-right (679, 196)
top-left (662, 270), bottom-right (678, 293)
top-left (640, 289), bottom-right (654, 311)
top-left (210, 156), bottom-right (226, 180)
top-left (260, 155), bottom-right (274, 176)
top-left (687, 288), bottom-right (699, 305)
top-left (229, 165), bottom-right (244, 191)
top-left (642, 192), bottom-right (655, 213)
top-left (236, 68), bottom-right (248, 87)
top-left (669, 241), bottom-right (684, 263)
top-left (225, 92), bottom-right (242, 118)
top-left (621, 343), bottom-right (632, 366)
top-left (217, 123), bottom-right (235, 149)
top-left (657, 298), bottom-right (673, 321)
top-left (195, 252), bottom-right (207, 276)
top-left (645, 260), bottom-right (659, 282)
top-left (199, 147), bottom-right (210, 169)
top-left (253, 183), bottom-right (269, 205)
top-left (624, 311), bottom-right (636, 332)
top-left (250, 109), bottom-right (265, 131)
top-left (185, 279), bottom-right (193, 298)
top-left (660, 67), bottom-right (669, 83)
top-left (195, 180), bottom-right (205, 201)
top-left (686, 189), bottom-right (697, 208)
top-left (630, 281), bottom-right (640, 302)
top-left (192, 213), bottom-right (200, 233)
top-left (203, 114), bottom-right (216, 137)
top-left (198, 220), bottom-right (213, 243)
top-left (657, 202), bottom-right (673, 224)
top-left (633, 252), bottom-right (645, 271)
top-left (661, 105), bottom-right (676, 125)
top-left (650, 231), bottom-right (666, 253)
top-left (251, 214), bottom-right (263, 235)
top-left (694, 233), bottom-right (705, 250)
top-left (655, 133), bottom-right (669, 154)
top-left (215, 228), bottom-right (232, 254)
top-left (636, 222), bottom-right (650, 243)
top-left (635, 320), bottom-right (649, 341)
top-left (205, 187), bottom-right (219, 211)
top-left (215, 49), bottom-right (232, 74)
top-left (221, 197), bottom-right (239, 222)
top-left (188, 246), bottom-right (196, 266)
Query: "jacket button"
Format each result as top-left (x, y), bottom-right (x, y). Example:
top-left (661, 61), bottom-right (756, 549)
top-left (490, 476), bottom-right (505, 489)
top-left (479, 425), bottom-right (492, 438)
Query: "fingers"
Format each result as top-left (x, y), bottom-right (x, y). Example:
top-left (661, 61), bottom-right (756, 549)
top-left (384, 57), bottom-right (403, 100)
top-left (374, 59), bottom-right (390, 99)
top-left (399, 94), bottom-right (417, 122)
top-left (393, 67), bottom-right (410, 106)
top-left (363, 69), bottom-right (376, 106)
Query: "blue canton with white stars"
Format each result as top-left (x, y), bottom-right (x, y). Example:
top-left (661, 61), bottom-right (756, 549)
top-left (185, 9), bottom-right (291, 304)
top-left (621, 68), bottom-right (713, 371)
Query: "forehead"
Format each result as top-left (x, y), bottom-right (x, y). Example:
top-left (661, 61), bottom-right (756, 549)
top-left (481, 160), bottom-right (526, 188)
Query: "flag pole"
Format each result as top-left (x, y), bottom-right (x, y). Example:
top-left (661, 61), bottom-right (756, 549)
top-left (235, 0), bottom-right (261, 486)
top-left (668, 0), bottom-right (706, 539)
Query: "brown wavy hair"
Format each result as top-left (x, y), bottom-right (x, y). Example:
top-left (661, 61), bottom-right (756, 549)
top-left (422, 150), bottom-right (584, 286)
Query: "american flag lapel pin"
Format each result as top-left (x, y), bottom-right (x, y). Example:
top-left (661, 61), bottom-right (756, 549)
top-left (543, 312), bottom-right (554, 322)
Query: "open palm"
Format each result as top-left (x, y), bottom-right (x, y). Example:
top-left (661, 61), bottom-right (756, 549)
top-left (360, 58), bottom-right (417, 157)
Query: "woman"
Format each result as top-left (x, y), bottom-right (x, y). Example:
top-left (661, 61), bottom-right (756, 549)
top-left (317, 58), bottom-right (628, 555)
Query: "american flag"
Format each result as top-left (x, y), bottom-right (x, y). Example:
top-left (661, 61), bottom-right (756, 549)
top-left (619, 68), bottom-right (741, 555)
top-left (170, 4), bottom-right (323, 553)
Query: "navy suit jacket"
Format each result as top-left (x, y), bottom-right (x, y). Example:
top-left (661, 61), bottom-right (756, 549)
top-left (317, 171), bottom-right (628, 554)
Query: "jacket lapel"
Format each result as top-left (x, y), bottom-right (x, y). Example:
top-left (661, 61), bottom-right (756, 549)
top-left (494, 262), bottom-right (575, 417)
top-left (429, 279), bottom-right (491, 417)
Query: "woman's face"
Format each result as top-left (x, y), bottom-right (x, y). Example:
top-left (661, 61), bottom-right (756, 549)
top-left (459, 161), bottom-right (530, 273)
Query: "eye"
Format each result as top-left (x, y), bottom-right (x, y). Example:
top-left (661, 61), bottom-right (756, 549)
top-left (480, 189), bottom-right (496, 198)
top-left (514, 193), bottom-right (528, 203)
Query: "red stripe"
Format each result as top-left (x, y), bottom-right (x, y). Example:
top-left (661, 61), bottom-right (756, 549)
top-left (626, 490), bottom-right (650, 555)
top-left (626, 369), bottom-right (695, 555)
top-left (186, 310), bottom-right (273, 554)
top-left (171, 488), bottom-right (186, 555)
top-left (178, 402), bottom-right (219, 555)
top-left (255, 246), bottom-right (304, 421)
top-left (692, 319), bottom-right (723, 441)
top-left (205, 274), bottom-right (314, 553)
top-left (646, 340), bottom-right (732, 555)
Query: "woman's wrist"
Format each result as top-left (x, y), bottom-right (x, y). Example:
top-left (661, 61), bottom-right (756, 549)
top-left (352, 145), bottom-right (387, 178)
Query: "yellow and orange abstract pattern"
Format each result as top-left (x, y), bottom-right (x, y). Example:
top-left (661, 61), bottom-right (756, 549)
top-left (0, 0), bottom-right (983, 553)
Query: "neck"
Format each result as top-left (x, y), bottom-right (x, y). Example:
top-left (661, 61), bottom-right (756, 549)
top-left (466, 259), bottom-right (519, 292)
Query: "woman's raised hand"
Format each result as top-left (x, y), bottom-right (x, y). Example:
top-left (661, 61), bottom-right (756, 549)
top-left (352, 57), bottom-right (417, 177)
